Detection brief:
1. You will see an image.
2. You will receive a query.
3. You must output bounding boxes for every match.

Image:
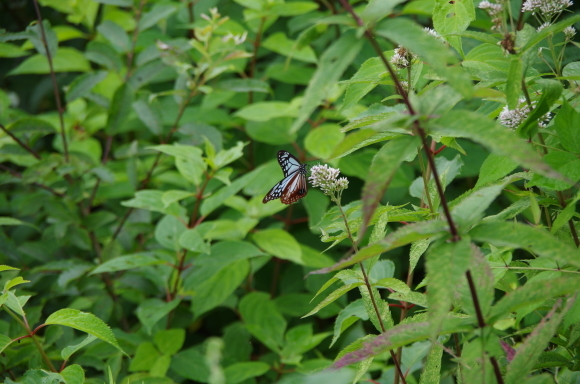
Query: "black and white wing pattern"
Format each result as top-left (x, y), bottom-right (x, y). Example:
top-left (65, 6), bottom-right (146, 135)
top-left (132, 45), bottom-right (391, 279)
top-left (262, 150), bottom-right (308, 205)
top-left (277, 150), bottom-right (302, 177)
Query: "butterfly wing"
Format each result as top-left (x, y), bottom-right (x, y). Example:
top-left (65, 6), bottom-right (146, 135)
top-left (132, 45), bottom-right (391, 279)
top-left (262, 174), bottom-right (292, 203)
top-left (280, 169), bottom-right (308, 204)
top-left (278, 150), bottom-right (302, 177)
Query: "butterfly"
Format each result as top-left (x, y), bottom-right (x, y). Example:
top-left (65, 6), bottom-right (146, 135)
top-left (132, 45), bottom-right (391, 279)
top-left (262, 150), bottom-right (308, 205)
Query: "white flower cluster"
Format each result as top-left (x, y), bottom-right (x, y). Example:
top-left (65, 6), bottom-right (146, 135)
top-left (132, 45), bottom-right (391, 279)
top-left (522, 0), bottom-right (573, 18)
top-left (564, 26), bottom-right (577, 40)
top-left (479, 0), bottom-right (503, 16)
top-left (499, 98), bottom-right (551, 129)
top-left (308, 165), bottom-right (349, 195)
top-left (537, 22), bottom-right (551, 31)
top-left (390, 46), bottom-right (416, 69)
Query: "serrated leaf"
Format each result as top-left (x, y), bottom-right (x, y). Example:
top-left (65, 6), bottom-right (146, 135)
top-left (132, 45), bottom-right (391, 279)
top-left (303, 283), bottom-right (364, 318)
top-left (90, 253), bottom-right (165, 274)
top-left (45, 308), bottom-right (126, 354)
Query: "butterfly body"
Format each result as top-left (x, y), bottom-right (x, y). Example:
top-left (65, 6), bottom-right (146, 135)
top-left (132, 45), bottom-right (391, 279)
top-left (262, 151), bottom-right (308, 204)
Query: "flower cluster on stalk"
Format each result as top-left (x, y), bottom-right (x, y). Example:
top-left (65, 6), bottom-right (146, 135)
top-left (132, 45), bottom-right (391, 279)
top-left (309, 165), bottom-right (349, 202)
top-left (390, 46), bottom-right (416, 69)
top-left (522, 0), bottom-right (573, 19)
top-left (498, 98), bottom-right (552, 130)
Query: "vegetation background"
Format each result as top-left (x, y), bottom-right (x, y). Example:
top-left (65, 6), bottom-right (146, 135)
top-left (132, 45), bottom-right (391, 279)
top-left (1, 0), bottom-right (580, 383)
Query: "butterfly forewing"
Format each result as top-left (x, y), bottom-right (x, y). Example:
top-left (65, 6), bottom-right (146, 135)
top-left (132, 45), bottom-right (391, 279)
top-left (263, 151), bottom-right (308, 205)
top-left (278, 150), bottom-right (302, 177)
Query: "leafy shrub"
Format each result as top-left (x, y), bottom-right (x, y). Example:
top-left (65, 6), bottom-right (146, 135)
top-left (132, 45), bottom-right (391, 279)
top-left (1, 0), bottom-right (580, 383)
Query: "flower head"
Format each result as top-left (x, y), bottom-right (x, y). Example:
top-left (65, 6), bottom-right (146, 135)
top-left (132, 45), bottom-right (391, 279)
top-left (309, 165), bottom-right (349, 196)
top-left (522, 0), bottom-right (573, 19)
top-left (390, 46), bottom-right (416, 69)
top-left (499, 97), bottom-right (552, 129)
top-left (564, 26), bottom-right (576, 40)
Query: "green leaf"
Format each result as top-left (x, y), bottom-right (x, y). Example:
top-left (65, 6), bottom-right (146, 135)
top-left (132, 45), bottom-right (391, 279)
top-left (133, 98), bottom-right (164, 135)
top-left (191, 259), bottom-right (250, 317)
top-left (475, 153), bottom-right (519, 188)
top-left (61, 335), bottom-right (97, 361)
top-left (235, 101), bottom-right (298, 122)
top-left (130, 341), bottom-right (161, 371)
top-left (504, 299), bottom-right (571, 384)
top-left (451, 174), bottom-right (523, 229)
top-left (341, 57), bottom-right (391, 111)
top-left (201, 167), bottom-right (261, 216)
top-left (122, 190), bottom-right (186, 217)
top-left (150, 144), bottom-right (206, 186)
top-left (551, 198), bottom-right (578, 233)
top-left (60, 364), bottom-right (84, 384)
top-left (5, 292), bottom-right (29, 316)
top-left (239, 292), bottom-right (287, 353)
top-left (0, 217), bottom-right (38, 231)
top-left (171, 347), bottom-right (210, 381)
top-left (290, 31), bottom-right (364, 133)
top-left (135, 299), bottom-right (180, 335)
top-left (330, 131), bottom-right (401, 159)
top-left (97, 20), bottom-right (129, 53)
top-left (419, 343), bottom-right (443, 384)
top-left (269, 2), bottom-right (318, 16)
top-left (469, 221), bottom-right (580, 269)
top-left (252, 229), bottom-right (303, 264)
top-left (506, 56), bottom-right (523, 109)
top-left (0, 265), bottom-right (19, 273)
top-left (305, 124), bottom-right (345, 160)
top-left (431, 110), bottom-right (562, 180)
top-left (262, 32), bottom-right (317, 63)
top-left (527, 151), bottom-right (580, 191)
top-left (90, 253), bottom-right (165, 274)
top-left (217, 78), bottom-right (270, 93)
top-left (333, 317), bottom-right (472, 368)
top-left (246, 117), bottom-right (296, 145)
top-left (554, 98), bottom-right (580, 154)
top-left (4, 277), bottom-right (29, 291)
top-left (155, 215), bottom-right (187, 251)
top-left (426, 239), bottom-right (472, 335)
top-left (179, 228), bottom-right (210, 253)
top-left (0, 334), bottom-right (13, 354)
top-left (224, 362), bottom-right (270, 384)
top-left (45, 308), bottom-right (126, 354)
top-left (65, 71), bottom-right (107, 102)
top-left (139, 4), bottom-right (178, 31)
top-left (312, 220), bottom-right (449, 274)
top-left (361, 0), bottom-right (405, 25)
top-left (266, 62), bottom-right (315, 85)
top-left (375, 18), bottom-right (472, 97)
top-left (433, 0), bottom-right (475, 55)
top-left (9, 47), bottom-right (91, 75)
top-left (303, 283), bottom-right (364, 318)
top-left (154, 329), bottom-right (185, 355)
top-left (519, 79), bottom-right (562, 137)
top-left (105, 84), bottom-right (134, 135)
top-left (330, 300), bottom-right (368, 347)
top-left (361, 135), bottom-right (418, 235)
top-left (213, 141), bottom-right (245, 170)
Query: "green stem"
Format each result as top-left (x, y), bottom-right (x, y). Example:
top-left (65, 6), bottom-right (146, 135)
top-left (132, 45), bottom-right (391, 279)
top-left (4, 307), bottom-right (56, 372)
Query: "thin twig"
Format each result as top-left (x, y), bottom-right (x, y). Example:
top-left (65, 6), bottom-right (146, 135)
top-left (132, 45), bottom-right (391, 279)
top-left (32, 0), bottom-right (68, 163)
top-left (0, 123), bottom-right (41, 159)
top-left (0, 163), bottom-right (65, 197)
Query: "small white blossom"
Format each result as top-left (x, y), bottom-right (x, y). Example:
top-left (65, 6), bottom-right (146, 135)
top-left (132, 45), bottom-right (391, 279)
top-left (479, 0), bottom-right (503, 15)
top-left (537, 22), bottom-right (551, 31)
top-left (390, 46), bottom-right (416, 69)
top-left (564, 26), bottom-right (576, 40)
top-left (200, 12), bottom-right (211, 21)
top-left (522, 0), bottom-right (573, 18)
top-left (222, 31), bottom-right (248, 45)
top-left (424, 27), bottom-right (439, 38)
top-left (499, 98), bottom-right (552, 129)
top-left (309, 165), bottom-right (348, 195)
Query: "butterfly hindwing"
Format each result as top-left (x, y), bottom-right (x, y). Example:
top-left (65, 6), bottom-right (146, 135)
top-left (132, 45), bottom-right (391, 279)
top-left (263, 151), bottom-right (308, 205)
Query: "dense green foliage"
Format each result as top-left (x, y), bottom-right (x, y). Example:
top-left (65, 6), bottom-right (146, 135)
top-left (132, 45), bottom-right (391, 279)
top-left (1, 0), bottom-right (580, 383)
